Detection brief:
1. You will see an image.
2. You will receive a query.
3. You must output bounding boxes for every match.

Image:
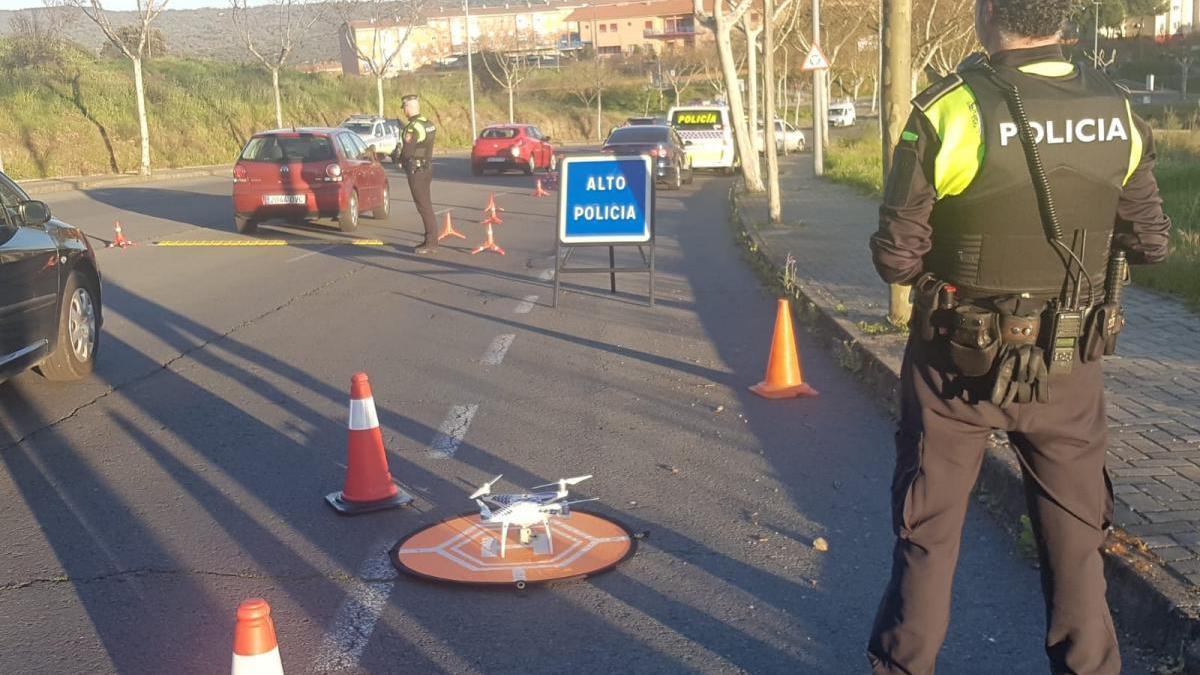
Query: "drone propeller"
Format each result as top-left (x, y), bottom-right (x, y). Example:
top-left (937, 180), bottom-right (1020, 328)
top-left (563, 497), bottom-right (600, 506)
top-left (469, 474), bottom-right (503, 500)
top-left (530, 475), bottom-right (593, 490)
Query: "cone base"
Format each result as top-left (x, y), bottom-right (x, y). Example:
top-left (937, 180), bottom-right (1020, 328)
top-left (438, 231), bottom-right (466, 241)
top-left (749, 381), bottom-right (819, 399)
top-left (325, 490), bottom-right (413, 515)
top-left (470, 245), bottom-right (506, 256)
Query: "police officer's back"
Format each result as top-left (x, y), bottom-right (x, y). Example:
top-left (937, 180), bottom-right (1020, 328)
top-left (867, 1), bottom-right (1171, 673)
top-left (400, 95), bottom-right (439, 254)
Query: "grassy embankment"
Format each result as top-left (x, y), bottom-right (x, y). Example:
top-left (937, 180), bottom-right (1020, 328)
top-left (823, 129), bottom-right (1200, 306)
top-left (0, 38), bottom-right (659, 181)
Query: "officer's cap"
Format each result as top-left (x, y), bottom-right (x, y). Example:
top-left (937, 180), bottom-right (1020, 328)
top-left (401, 94), bottom-right (419, 103)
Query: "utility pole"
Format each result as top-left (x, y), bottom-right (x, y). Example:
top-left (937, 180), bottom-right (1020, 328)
top-left (1093, 0), bottom-right (1101, 69)
top-left (812, 0), bottom-right (825, 176)
top-left (881, 0), bottom-right (912, 325)
top-left (765, 0), bottom-right (782, 222)
top-left (465, 0), bottom-right (478, 140)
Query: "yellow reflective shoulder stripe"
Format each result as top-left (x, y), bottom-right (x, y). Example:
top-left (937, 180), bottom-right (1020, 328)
top-left (922, 84), bottom-right (983, 198)
top-left (1125, 100), bottom-right (1142, 186)
top-left (1017, 61), bottom-right (1076, 77)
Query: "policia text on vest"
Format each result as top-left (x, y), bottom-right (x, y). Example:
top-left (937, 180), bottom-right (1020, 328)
top-left (867, 41), bottom-right (1171, 675)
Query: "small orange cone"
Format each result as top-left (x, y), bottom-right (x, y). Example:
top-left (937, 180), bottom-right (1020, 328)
top-left (470, 222), bottom-right (506, 256)
top-left (437, 211), bottom-right (466, 241)
top-left (231, 598), bottom-right (284, 675)
top-left (750, 298), bottom-right (818, 399)
top-left (325, 372), bottom-right (413, 515)
top-left (107, 221), bottom-right (134, 248)
top-left (481, 193), bottom-right (504, 226)
top-left (531, 178), bottom-right (550, 197)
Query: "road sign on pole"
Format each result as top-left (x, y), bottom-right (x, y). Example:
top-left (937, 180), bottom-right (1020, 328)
top-left (554, 155), bottom-right (656, 307)
top-left (800, 44), bottom-right (830, 72)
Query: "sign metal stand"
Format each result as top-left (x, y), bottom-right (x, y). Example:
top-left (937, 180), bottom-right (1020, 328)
top-left (552, 155), bottom-right (656, 308)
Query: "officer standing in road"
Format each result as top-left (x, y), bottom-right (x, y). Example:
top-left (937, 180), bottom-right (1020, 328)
top-left (868, 1), bottom-right (1171, 673)
top-left (400, 94), bottom-right (439, 254)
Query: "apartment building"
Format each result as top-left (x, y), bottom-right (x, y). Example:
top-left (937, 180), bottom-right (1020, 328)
top-left (1123, 0), bottom-right (1196, 39)
top-left (565, 0), bottom-right (713, 55)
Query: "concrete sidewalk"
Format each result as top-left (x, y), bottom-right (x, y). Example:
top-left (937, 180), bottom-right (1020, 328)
top-left (732, 155), bottom-right (1200, 665)
top-left (17, 164), bottom-right (233, 196)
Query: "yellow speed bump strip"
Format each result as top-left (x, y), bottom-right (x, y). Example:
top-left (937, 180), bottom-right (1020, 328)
top-left (152, 239), bottom-right (386, 247)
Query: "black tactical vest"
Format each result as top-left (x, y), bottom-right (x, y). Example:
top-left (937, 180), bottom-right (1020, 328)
top-left (402, 116), bottom-right (437, 162)
top-left (924, 60), bottom-right (1133, 301)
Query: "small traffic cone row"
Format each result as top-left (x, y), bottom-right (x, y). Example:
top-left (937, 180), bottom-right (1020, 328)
top-left (481, 193), bottom-right (504, 226)
top-left (437, 211), bottom-right (466, 241)
top-left (531, 178), bottom-right (551, 198)
top-left (231, 598), bottom-right (283, 675)
top-left (107, 220), bottom-right (134, 248)
top-left (470, 222), bottom-right (506, 256)
top-left (325, 372), bottom-right (413, 515)
top-left (750, 298), bottom-right (819, 399)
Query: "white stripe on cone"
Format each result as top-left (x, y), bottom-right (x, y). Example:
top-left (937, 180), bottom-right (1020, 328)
top-left (232, 646), bottom-right (284, 675)
top-left (348, 396), bottom-right (380, 431)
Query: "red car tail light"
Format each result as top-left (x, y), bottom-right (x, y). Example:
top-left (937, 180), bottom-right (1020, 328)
top-left (325, 163), bottom-right (343, 182)
top-left (233, 164), bottom-right (248, 183)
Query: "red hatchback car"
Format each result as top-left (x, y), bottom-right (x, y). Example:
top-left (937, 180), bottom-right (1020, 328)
top-left (233, 128), bottom-right (390, 234)
top-left (471, 125), bottom-right (556, 176)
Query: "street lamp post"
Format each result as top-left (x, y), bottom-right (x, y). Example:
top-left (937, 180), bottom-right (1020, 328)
top-left (465, 0), bottom-right (478, 140)
top-left (1093, 0), bottom-right (1101, 70)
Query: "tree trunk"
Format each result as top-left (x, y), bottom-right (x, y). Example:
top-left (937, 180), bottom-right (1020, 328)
top-left (747, 31), bottom-right (759, 136)
top-left (272, 67), bottom-right (283, 129)
top-left (764, 0), bottom-right (781, 224)
top-left (376, 75), bottom-right (385, 117)
top-left (508, 85), bottom-right (515, 124)
top-left (883, 0), bottom-right (913, 326)
top-left (715, 25), bottom-right (764, 191)
top-left (132, 56), bottom-right (151, 176)
top-left (597, 89), bottom-right (604, 142)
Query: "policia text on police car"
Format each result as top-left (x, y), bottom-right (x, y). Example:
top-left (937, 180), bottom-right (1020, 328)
top-left (399, 94), bottom-right (439, 255)
top-left (866, 1), bottom-right (1171, 673)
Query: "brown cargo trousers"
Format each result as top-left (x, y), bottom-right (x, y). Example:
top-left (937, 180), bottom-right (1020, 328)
top-left (867, 337), bottom-right (1119, 675)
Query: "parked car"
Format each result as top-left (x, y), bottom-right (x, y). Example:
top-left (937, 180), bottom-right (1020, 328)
top-left (471, 125), bottom-right (556, 176)
top-left (232, 128), bottom-right (390, 234)
top-left (828, 102), bottom-right (857, 127)
top-left (602, 125), bottom-right (694, 190)
top-left (668, 104), bottom-right (736, 173)
top-left (625, 116), bottom-right (668, 126)
top-left (0, 170), bottom-right (102, 383)
top-left (341, 115), bottom-right (402, 163)
top-left (754, 120), bottom-right (807, 153)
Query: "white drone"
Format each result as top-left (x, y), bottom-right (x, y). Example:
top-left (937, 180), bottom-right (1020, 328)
top-left (469, 474), bottom-right (598, 558)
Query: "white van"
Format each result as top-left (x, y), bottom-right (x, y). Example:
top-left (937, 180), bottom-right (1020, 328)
top-left (828, 102), bottom-right (857, 128)
top-left (668, 105), bottom-right (736, 173)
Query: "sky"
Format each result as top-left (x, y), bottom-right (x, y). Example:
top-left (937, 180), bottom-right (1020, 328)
top-left (0, 0), bottom-right (257, 9)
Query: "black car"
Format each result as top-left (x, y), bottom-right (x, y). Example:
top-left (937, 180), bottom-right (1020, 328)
top-left (625, 116), bottom-right (669, 126)
top-left (0, 171), bottom-right (102, 383)
top-left (602, 125), bottom-right (695, 190)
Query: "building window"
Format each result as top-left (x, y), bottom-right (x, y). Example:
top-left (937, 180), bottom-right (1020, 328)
top-left (599, 23), bottom-right (607, 32)
top-left (645, 20), bottom-right (653, 30)
top-left (610, 23), bottom-right (617, 31)
top-left (598, 45), bottom-right (621, 55)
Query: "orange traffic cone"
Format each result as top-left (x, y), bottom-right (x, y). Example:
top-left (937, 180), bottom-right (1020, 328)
top-left (531, 178), bottom-right (551, 197)
top-left (231, 598), bottom-right (284, 675)
top-left (107, 221), bottom-right (134, 248)
top-left (325, 372), bottom-right (413, 515)
top-left (470, 223), bottom-right (506, 256)
top-left (437, 211), bottom-right (466, 241)
top-left (481, 193), bottom-right (504, 226)
top-left (750, 298), bottom-right (818, 399)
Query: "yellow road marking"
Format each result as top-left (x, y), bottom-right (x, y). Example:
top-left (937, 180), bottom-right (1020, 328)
top-left (152, 239), bottom-right (386, 247)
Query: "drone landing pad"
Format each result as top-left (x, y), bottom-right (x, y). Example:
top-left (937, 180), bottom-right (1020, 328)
top-left (391, 510), bottom-right (634, 587)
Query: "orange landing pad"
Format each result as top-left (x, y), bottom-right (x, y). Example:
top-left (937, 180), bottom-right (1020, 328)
top-left (391, 511), bottom-right (634, 587)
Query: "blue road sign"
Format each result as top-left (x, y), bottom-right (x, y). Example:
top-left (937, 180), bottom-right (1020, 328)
top-left (558, 155), bottom-right (653, 244)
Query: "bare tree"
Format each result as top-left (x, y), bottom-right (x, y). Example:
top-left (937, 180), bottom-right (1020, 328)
top-left (56, 0), bottom-right (169, 176)
top-left (695, 0), bottom-right (765, 192)
top-left (563, 58), bottom-right (614, 142)
top-left (8, 6), bottom-right (76, 65)
top-left (479, 29), bottom-right (535, 124)
top-left (230, 1), bottom-right (321, 129)
top-left (333, 0), bottom-right (427, 117)
top-left (911, 0), bottom-right (975, 94)
top-left (659, 49), bottom-right (708, 108)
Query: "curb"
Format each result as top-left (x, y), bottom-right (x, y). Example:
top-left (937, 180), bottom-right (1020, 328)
top-left (727, 184), bottom-right (1200, 669)
top-left (19, 165), bottom-right (233, 196)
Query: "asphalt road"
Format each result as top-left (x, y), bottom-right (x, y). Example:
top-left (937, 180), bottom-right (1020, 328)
top-left (0, 155), bottom-right (1160, 673)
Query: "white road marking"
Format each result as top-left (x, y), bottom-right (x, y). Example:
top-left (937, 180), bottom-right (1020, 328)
top-left (514, 295), bottom-right (539, 314)
top-left (481, 334), bottom-right (516, 365)
top-left (538, 268), bottom-right (555, 281)
top-left (286, 245), bottom-right (335, 263)
top-left (428, 404), bottom-right (478, 459)
top-left (312, 547), bottom-right (397, 672)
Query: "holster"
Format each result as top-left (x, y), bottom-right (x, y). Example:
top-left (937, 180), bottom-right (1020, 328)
top-left (1082, 303), bottom-right (1125, 363)
top-left (910, 274), bottom-right (945, 342)
top-left (948, 306), bottom-right (1000, 378)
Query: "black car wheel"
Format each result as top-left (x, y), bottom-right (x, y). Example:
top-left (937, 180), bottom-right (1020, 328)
top-left (339, 190), bottom-right (360, 232)
top-left (667, 164), bottom-right (682, 191)
top-left (40, 271), bottom-right (100, 382)
top-left (472, 164), bottom-right (483, 177)
top-left (524, 156), bottom-right (535, 176)
top-left (683, 160), bottom-right (695, 185)
top-left (547, 154), bottom-right (558, 173)
top-left (371, 182), bottom-right (390, 219)
top-left (235, 214), bottom-right (258, 235)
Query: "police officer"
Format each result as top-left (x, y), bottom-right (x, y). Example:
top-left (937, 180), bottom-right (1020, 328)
top-left (868, 1), bottom-right (1171, 673)
top-left (400, 94), bottom-right (439, 254)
